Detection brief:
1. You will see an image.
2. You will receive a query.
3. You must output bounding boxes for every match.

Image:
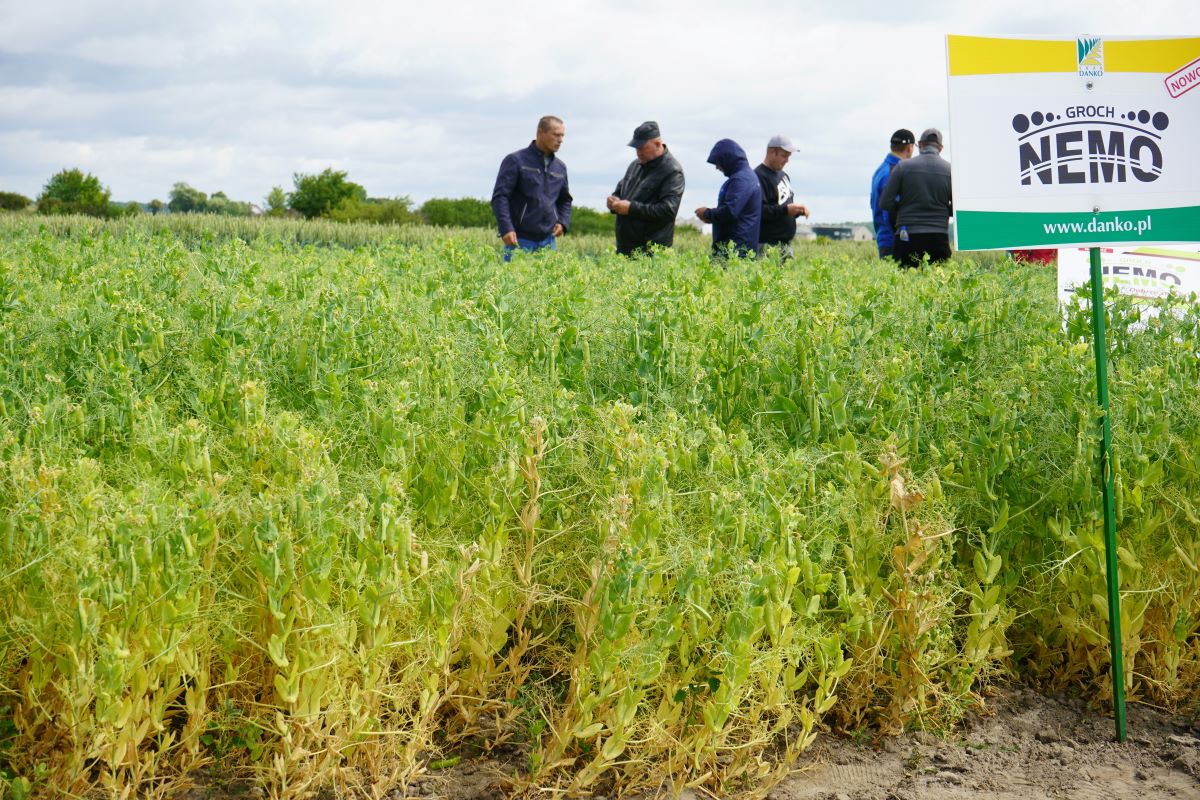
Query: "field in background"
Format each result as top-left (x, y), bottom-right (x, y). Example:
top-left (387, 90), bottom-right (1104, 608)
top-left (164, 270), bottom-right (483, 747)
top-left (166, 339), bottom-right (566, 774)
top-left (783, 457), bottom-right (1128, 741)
top-left (0, 216), bottom-right (1197, 798)
top-left (4, 212), bottom-right (708, 256)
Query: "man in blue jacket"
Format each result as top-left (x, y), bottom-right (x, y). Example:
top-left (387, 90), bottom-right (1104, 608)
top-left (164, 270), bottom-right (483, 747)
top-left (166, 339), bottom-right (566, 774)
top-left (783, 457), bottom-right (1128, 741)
top-left (870, 129), bottom-right (914, 258)
top-left (491, 116), bottom-right (573, 260)
top-left (695, 139), bottom-right (761, 258)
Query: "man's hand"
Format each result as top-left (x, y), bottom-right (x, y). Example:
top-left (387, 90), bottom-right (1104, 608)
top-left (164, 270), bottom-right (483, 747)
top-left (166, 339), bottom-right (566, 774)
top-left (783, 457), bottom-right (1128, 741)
top-left (606, 194), bottom-right (619, 210)
top-left (610, 199), bottom-right (631, 216)
top-left (501, 231), bottom-right (519, 246)
top-left (694, 207), bottom-right (708, 220)
top-left (552, 223), bottom-right (565, 237)
top-left (787, 204), bottom-right (810, 218)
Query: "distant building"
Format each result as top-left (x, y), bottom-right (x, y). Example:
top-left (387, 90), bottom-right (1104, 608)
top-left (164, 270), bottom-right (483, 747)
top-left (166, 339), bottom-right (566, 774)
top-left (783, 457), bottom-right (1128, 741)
top-left (678, 218), bottom-right (851, 243)
top-left (811, 224), bottom-right (874, 242)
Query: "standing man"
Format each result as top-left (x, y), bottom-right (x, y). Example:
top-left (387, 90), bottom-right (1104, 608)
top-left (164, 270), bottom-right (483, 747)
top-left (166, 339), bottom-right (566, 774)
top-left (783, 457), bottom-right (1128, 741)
top-left (880, 128), bottom-right (953, 268)
top-left (755, 135), bottom-right (809, 258)
top-left (606, 121), bottom-right (686, 255)
top-left (491, 116), bottom-right (572, 260)
top-left (870, 129), bottom-right (915, 258)
top-left (695, 139), bottom-right (761, 258)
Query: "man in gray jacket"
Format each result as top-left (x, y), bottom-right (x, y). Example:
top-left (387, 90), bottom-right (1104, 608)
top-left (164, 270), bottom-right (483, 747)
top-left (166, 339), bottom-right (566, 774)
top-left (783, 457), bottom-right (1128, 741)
top-left (607, 121), bottom-right (686, 255)
top-left (880, 128), bottom-right (953, 268)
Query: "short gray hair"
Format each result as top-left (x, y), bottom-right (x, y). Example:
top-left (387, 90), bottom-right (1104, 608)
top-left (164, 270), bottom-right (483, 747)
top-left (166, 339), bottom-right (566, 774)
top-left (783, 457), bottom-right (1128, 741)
top-left (537, 115), bottom-right (564, 132)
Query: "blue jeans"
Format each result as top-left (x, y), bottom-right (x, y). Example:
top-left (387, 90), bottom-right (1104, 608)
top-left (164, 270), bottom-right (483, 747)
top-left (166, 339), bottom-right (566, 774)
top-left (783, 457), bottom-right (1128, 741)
top-left (503, 235), bottom-right (556, 261)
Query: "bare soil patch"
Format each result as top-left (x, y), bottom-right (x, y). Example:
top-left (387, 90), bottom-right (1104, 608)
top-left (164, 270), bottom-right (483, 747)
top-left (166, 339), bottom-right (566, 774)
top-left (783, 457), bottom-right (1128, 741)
top-left (774, 687), bottom-right (1200, 800)
top-left (171, 687), bottom-right (1200, 799)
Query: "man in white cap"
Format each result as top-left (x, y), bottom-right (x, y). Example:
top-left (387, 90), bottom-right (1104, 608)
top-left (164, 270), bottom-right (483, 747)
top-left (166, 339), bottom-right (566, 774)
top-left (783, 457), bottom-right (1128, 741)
top-left (754, 135), bottom-right (809, 258)
top-left (880, 128), bottom-right (953, 268)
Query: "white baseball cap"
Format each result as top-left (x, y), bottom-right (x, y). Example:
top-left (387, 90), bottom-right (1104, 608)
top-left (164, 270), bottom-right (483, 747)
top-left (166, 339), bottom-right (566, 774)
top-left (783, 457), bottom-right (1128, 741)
top-left (767, 134), bottom-right (797, 153)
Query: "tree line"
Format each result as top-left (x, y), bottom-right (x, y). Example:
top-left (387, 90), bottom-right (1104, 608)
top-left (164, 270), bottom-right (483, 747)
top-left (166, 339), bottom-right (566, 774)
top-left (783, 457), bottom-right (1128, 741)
top-left (0, 167), bottom-right (618, 234)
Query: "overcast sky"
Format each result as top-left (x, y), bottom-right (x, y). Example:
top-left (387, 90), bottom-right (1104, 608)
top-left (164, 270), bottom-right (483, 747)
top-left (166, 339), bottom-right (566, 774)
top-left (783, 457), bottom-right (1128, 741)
top-left (2, 1), bottom-right (1198, 223)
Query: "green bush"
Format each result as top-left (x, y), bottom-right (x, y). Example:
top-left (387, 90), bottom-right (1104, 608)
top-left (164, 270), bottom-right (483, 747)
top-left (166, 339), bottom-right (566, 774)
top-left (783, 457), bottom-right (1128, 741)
top-left (168, 182), bottom-right (208, 214)
top-left (264, 186), bottom-right (290, 217)
top-left (420, 197), bottom-right (493, 228)
top-left (327, 196), bottom-right (422, 225)
top-left (417, 197), bottom-right (618, 238)
top-left (0, 192), bottom-right (32, 212)
top-left (38, 168), bottom-right (109, 206)
top-left (568, 205), bottom-right (616, 236)
top-left (288, 168), bottom-right (367, 219)
top-left (36, 199), bottom-right (132, 219)
top-left (168, 184), bottom-right (253, 216)
top-left (205, 192), bottom-right (253, 217)
top-left (36, 168), bottom-right (121, 217)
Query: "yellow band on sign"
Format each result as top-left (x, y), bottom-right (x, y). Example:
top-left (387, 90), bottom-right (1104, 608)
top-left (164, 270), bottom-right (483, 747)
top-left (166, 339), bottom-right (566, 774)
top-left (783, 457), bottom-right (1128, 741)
top-left (1108, 39), bottom-right (1200, 73)
top-left (948, 36), bottom-right (1073, 75)
top-left (947, 35), bottom-right (1200, 76)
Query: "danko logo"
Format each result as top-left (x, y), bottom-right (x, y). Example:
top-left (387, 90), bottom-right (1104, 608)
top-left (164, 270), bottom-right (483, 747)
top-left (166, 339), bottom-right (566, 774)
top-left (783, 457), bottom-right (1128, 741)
top-left (1077, 36), bottom-right (1103, 77)
top-left (1013, 106), bottom-right (1169, 186)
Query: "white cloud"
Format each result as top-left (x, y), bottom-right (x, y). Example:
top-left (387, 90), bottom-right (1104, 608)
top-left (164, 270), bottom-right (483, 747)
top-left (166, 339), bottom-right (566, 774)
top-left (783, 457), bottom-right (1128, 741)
top-left (1, 0), bottom-right (1198, 221)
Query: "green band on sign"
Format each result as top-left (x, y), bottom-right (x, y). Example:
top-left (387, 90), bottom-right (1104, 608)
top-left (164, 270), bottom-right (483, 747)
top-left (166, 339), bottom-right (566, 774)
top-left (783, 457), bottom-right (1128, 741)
top-left (956, 205), bottom-right (1200, 250)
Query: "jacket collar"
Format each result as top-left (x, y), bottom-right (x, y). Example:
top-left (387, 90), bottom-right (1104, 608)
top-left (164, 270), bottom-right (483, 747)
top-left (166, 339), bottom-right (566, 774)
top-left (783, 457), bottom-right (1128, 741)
top-left (640, 148), bottom-right (671, 169)
top-left (527, 141), bottom-right (556, 162)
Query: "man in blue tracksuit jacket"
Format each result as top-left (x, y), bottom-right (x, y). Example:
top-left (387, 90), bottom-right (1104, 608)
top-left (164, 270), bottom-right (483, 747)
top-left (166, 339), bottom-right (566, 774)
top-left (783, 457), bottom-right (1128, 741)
top-left (491, 116), bottom-right (573, 260)
top-left (695, 139), bottom-right (761, 258)
top-left (870, 129), bottom-right (914, 258)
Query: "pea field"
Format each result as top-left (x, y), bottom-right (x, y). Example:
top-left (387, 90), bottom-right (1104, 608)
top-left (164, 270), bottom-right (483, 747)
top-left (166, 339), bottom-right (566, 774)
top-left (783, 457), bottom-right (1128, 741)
top-left (0, 215), bottom-right (1197, 799)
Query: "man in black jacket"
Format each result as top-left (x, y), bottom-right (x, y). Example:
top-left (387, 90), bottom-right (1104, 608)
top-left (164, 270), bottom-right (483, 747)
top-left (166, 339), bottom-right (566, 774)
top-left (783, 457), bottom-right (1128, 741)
top-left (754, 135), bottom-right (809, 258)
top-left (880, 128), bottom-right (953, 268)
top-left (607, 121), bottom-right (686, 255)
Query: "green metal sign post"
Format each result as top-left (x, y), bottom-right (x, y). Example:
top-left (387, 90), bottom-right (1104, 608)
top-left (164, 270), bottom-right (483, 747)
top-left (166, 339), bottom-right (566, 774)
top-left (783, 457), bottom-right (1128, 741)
top-left (1088, 245), bottom-right (1127, 743)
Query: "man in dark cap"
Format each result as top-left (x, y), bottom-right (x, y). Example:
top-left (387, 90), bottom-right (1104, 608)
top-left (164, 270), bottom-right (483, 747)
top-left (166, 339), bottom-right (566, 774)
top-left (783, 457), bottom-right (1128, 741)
top-left (870, 129), bottom-right (914, 258)
top-left (880, 128), bottom-right (953, 268)
top-left (607, 121), bottom-right (686, 255)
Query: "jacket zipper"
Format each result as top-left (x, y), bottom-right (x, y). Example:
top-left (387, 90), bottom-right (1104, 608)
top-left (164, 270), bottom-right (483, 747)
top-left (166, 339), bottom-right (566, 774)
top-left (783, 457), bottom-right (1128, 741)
top-left (520, 157), bottom-right (548, 230)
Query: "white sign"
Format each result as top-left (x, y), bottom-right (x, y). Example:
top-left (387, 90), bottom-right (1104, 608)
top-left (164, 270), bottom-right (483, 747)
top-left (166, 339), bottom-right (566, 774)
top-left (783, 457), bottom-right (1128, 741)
top-left (947, 35), bottom-right (1200, 250)
top-left (1058, 246), bottom-right (1200, 323)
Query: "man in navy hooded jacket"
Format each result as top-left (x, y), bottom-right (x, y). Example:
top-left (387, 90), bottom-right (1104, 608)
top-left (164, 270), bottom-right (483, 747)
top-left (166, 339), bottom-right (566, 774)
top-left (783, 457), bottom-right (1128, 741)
top-left (491, 116), bottom-right (573, 260)
top-left (695, 139), bottom-right (761, 258)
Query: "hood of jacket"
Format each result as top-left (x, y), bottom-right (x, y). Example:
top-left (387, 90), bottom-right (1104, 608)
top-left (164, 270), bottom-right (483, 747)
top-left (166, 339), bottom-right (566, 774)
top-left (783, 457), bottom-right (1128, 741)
top-left (707, 139), bottom-right (750, 176)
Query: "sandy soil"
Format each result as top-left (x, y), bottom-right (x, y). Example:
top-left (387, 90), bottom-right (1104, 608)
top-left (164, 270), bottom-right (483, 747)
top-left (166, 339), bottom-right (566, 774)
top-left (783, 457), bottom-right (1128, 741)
top-left (175, 687), bottom-right (1200, 799)
top-left (773, 687), bottom-right (1200, 800)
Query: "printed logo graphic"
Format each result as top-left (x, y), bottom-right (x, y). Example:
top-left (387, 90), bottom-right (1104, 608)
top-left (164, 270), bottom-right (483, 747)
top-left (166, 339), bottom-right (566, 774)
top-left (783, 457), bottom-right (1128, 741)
top-left (1012, 106), bottom-right (1168, 186)
top-left (1078, 36), bottom-right (1104, 77)
top-left (776, 174), bottom-right (792, 205)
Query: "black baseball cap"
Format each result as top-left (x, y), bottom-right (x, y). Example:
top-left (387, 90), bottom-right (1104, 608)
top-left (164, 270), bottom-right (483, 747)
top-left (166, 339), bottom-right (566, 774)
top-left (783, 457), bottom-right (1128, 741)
top-left (629, 121), bottom-right (662, 147)
top-left (890, 129), bottom-right (915, 146)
